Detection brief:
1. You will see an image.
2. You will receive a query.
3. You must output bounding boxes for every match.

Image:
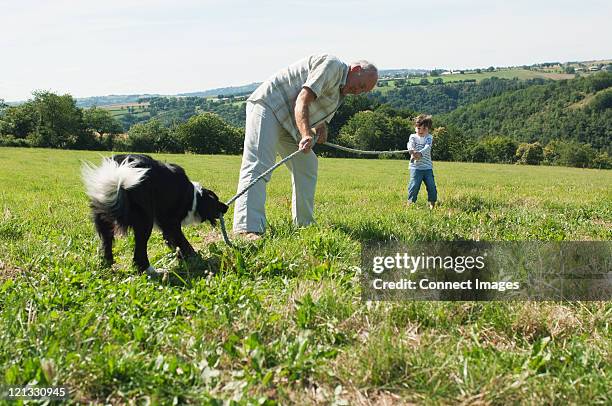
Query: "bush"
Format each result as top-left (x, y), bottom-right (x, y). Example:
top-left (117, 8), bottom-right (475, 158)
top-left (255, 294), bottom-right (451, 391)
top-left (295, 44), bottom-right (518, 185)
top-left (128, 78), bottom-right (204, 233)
top-left (175, 113), bottom-right (243, 155)
top-left (0, 135), bottom-right (32, 147)
top-left (470, 143), bottom-right (489, 162)
top-left (337, 110), bottom-right (412, 155)
top-left (124, 119), bottom-right (183, 153)
top-left (474, 136), bottom-right (518, 163)
top-left (516, 142), bottom-right (544, 165)
top-left (431, 126), bottom-right (470, 162)
top-left (543, 140), bottom-right (597, 168)
top-left (591, 151), bottom-right (612, 169)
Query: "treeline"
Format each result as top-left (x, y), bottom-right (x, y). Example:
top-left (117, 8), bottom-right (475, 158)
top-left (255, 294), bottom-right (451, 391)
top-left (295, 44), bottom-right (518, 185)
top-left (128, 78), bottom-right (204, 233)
top-left (0, 92), bottom-right (243, 154)
top-left (324, 105), bottom-right (611, 168)
top-left (2, 76), bottom-right (610, 169)
top-left (81, 97), bottom-right (246, 131)
top-left (429, 127), bottom-right (610, 168)
top-left (370, 77), bottom-right (548, 114)
top-left (142, 96), bottom-right (245, 128)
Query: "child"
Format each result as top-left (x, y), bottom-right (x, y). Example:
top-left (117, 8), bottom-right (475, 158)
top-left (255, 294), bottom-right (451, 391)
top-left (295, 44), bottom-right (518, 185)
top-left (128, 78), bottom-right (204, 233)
top-left (407, 114), bottom-right (437, 209)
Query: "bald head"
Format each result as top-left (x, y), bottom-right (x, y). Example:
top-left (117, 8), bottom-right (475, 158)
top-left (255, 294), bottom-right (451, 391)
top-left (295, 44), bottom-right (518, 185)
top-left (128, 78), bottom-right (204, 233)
top-left (342, 60), bottom-right (378, 96)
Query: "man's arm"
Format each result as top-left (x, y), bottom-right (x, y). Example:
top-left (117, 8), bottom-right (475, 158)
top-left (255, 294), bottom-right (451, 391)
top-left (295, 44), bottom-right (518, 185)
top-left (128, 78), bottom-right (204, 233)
top-left (295, 87), bottom-right (317, 153)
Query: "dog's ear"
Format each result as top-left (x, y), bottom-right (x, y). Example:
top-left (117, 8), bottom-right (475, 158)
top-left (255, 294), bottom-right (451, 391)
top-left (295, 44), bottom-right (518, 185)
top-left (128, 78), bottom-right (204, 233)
top-left (197, 187), bottom-right (228, 226)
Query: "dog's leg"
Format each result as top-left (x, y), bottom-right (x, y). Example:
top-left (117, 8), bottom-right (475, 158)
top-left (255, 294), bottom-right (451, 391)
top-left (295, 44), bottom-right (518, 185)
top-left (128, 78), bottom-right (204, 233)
top-left (162, 222), bottom-right (196, 259)
top-left (94, 213), bottom-right (114, 266)
top-left (131, 210), bottom-right (154, 272)
top-left (161, 223), bottom-right (179, 251)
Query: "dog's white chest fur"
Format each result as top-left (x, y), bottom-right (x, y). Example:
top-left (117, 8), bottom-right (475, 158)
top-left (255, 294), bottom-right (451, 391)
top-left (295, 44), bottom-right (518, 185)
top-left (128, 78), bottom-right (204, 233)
top-left (181, 182), bottom-right (202, 226)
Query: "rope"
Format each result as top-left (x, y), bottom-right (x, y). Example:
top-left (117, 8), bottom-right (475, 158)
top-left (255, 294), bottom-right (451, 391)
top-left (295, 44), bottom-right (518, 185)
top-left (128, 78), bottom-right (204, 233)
top-left (217, 139), bottom-right (410, 246)
top-left (322, 142), bottom-right (411, 155)
top-left (218, 147), bottom-right (305, 247)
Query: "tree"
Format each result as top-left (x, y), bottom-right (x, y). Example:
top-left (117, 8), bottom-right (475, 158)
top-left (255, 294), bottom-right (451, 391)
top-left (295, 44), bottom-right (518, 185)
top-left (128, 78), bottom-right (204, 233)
top-left (470, 143), bottom-right (488, 162)
top-left (374, 103), bottom-right (414, 119)
top-left (337, 110), bottom-right (412, 155)
top-left (431, 126), bottom-right (465, 161)
top-left (543, 140), bottom-right (596, 168)
top-left (588, 88), bottom-right (612, 112)
top-left (0, 103), bottom-right (38, 138)
top-left (327, 94), bottom-right (378, 137)
top-left (591, 151), bottom-right (612, 169)
top-left (125, 119), bottom-right (183, 153)
top-left (481, 136), bottom-right (518, 163)
top-left (83, 107), bottom-right (123, 149)
top-left (175, 112), bottom-right (242, 154)
top-left (433, 78), bottom-right (444, 85)
top-left (28, 91), bottom-right (95, 149)
top-left (515, 142), bottom-right (543, 165)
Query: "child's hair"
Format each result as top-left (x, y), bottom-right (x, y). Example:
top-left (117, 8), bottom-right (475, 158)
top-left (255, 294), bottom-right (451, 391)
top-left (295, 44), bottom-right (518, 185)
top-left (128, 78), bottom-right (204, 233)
top-left (415, 114), bottom-right (433, 129)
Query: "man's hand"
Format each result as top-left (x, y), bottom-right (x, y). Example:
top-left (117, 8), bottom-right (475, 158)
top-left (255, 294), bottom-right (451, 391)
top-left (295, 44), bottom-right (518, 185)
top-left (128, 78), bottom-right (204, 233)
top-left (315, 124), bottom-right (328, 144)
top-left (295, 87), bottom-right (317, 154)
top-left (414, 151), bottom-right (422, 159)
top-left (299, 135), bottom-right (314, 153)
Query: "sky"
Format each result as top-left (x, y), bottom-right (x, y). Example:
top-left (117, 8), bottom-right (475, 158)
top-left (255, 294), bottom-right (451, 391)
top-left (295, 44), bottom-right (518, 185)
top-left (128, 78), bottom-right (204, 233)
top-left (1, 0), bottom-right (610, 101)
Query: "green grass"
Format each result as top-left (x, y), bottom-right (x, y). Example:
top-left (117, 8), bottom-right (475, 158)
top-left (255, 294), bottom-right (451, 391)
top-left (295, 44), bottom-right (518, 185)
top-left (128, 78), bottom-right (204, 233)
top-left (0, 147), bottom-right (610, 404)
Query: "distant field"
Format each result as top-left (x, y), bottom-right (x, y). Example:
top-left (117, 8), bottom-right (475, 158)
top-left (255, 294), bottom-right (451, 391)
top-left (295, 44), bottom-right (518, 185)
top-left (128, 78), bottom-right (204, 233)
top-left (376, 69), bottom-right (577, 94)
top-left (1, 147), bottom-right (610, 403)
top-left (101, 102), bottom-right (150, 119)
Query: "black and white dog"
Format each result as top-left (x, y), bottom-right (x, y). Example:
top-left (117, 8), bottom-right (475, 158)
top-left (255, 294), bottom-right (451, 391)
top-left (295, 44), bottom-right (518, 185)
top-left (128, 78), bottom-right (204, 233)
top-left (82, 154), bottom-right (228, 272)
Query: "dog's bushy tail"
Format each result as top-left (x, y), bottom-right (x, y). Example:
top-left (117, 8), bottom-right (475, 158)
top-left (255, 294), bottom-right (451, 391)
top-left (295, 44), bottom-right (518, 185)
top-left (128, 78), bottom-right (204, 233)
top-left (82, 157), bottom-right (149, 230)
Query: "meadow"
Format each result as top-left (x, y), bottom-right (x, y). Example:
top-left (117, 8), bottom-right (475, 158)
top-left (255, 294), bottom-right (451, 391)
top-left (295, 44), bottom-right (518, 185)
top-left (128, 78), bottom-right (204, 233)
top-left (102, 103), bottom-right (150, 119)
top-left (0, 147), bottom-right (610, 404)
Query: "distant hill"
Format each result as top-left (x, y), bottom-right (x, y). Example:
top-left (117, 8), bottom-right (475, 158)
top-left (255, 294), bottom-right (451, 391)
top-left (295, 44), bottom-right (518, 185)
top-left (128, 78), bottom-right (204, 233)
top-left (73, 83), bottom-right (261, 108)
top-left (61, 58), bottom-right (608, 108)
top-left (177, 83), bottom-right (261, 98)
top-left (439, 72), bottom-right (612, 150)
top-left (75, 94), bottom-right (162, 108)
top-left (379, 68), bottom-right (429, 78)
top-left (370, 76), bottom-right (551, 114)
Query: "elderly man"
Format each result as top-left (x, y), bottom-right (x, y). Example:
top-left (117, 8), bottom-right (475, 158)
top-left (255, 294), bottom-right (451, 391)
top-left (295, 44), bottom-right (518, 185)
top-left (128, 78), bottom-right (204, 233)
top-left (233, 54), bottom-right (378, 238)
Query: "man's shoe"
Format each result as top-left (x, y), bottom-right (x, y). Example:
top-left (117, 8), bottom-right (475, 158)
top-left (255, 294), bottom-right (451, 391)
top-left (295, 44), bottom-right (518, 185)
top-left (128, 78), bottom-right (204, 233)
top-left (235, 232), bottom-right (262, 241)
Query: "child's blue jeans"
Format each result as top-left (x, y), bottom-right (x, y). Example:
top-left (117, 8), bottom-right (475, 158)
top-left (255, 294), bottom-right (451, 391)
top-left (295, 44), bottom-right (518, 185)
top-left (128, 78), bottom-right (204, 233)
top-left (408, 169), bottom-right (437, 203)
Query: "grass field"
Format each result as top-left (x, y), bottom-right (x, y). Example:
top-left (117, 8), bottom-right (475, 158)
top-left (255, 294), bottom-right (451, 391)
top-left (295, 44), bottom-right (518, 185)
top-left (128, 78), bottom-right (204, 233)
top-left (0, 147), bottom-right (611, 404)
top-left (101, 103), bottom-right (150, 119)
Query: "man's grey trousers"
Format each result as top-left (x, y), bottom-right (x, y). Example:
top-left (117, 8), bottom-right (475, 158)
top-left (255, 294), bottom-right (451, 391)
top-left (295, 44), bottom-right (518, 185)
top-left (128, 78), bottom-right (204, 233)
top-left (232, 101), bottom-right (318, 233)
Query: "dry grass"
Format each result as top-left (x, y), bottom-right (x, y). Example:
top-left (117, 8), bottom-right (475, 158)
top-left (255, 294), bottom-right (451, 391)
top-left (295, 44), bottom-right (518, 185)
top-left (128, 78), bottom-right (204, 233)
top-left (0, 260), bottom-right (24, 281)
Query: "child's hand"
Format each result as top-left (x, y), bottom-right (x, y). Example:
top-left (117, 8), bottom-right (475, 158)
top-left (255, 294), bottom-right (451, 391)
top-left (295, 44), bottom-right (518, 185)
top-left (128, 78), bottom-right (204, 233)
top-left (414, 152), bottom-right (422, 159)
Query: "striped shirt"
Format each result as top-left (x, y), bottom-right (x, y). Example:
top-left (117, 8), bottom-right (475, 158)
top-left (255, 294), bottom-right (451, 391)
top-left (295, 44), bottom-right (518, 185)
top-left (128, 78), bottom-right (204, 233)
top-left (247, 54), bottom-right (349, 141)
top-left (407, 133), bottom-right (433, 169)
